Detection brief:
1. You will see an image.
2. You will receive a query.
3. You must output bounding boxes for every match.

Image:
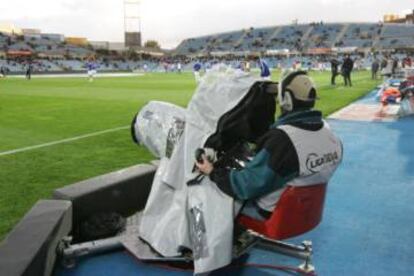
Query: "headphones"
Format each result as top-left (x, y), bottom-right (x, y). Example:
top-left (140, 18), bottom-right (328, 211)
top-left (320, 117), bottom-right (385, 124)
top-left (278, 70), bottom-right (308, 112)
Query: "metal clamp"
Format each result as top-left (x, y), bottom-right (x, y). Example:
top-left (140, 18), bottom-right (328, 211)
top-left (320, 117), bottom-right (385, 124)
top-left (298, 240), bottom-right (315, 273)
top-left (248, 230), bottom-right (316, 274)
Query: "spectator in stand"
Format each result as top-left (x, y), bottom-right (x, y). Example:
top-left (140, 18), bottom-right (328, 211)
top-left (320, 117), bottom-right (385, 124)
top-left (330, 56), bottom-right (340, 85)
top-left (371, 58), bottom-right (380, 80)
top-left (342, 54), bottom-right (354, 87)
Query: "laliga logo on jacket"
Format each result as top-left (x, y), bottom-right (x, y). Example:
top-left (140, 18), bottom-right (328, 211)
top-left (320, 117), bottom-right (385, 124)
top-left (306, 151), bottom-right (340, 173)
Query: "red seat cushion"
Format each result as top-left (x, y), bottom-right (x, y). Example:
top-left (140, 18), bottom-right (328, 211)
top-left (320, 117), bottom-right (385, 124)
top-left (238, 183), bottom-right (327, 240)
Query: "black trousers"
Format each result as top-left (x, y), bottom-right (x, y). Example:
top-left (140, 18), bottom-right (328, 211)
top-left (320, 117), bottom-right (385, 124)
top-left (343, 71), bottom-right (352, 86)
top-left (371, 70), bottom-right (378, 80)
top-left (331, 71), bottom-right (338, 85)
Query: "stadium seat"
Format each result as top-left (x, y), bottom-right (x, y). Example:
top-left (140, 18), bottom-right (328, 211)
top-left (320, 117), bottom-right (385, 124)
top-left (238, 183), bottom-right (327, 240)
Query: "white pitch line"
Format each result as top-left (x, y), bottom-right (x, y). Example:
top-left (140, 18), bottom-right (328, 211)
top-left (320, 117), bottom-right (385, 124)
top-left (8, 72), bottom-right (144, 79)
top-left (0, 125), bottom-right (130, 157)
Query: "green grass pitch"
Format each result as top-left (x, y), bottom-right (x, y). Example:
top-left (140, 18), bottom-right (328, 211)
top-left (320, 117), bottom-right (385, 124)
top-left (0, 70), bottom-right (381, 239)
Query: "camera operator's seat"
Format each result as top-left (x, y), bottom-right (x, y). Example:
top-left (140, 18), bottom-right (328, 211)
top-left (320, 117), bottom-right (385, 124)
top-left (238, 183), bottom-right (327, 240)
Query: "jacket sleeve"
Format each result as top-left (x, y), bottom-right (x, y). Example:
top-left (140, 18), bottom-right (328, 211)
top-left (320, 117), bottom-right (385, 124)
top-left (209, 129), bottom-right (299, 200)
top-left (229, 149), bottom-right (281, 200)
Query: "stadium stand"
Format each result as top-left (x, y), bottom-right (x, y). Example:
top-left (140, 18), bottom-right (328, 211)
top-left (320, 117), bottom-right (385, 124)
top-left (175, 23), bottom-right (414, 54)
top-left (306, 23), bottom-right (343, 48)
top-left (210, 30), bottom-right (245, 52)
top-left (379, 37), bottom-right (414, 48)
top-left (251, 24), bottom-right (309, 50)
top-left (0, 22), bottom-right (413, 74)
top-left (381, 24), bottom-right (414, 37)
top-left (337, 23), bottom-right (382, 48)
top-left (237, 27), bottom-right (276, 51)
top-left (175, 35), bottom-right (212, 55)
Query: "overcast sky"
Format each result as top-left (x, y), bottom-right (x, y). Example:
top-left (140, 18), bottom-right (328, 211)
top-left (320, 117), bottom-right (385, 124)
top-left (0, 0), bottom-right (412, 48)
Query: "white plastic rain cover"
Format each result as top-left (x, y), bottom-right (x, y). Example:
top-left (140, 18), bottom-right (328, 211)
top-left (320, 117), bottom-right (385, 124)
top-left (137, 65), bottom-right (259, 274)
top-left (132, 101), bottom-right (186, 158)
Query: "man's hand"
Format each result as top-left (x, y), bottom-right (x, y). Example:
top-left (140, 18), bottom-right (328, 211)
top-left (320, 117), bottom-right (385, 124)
top-left (195, 154), bottom-right (214, 175)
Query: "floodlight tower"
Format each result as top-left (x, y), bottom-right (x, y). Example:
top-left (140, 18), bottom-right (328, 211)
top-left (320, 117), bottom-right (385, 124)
top-left (124, 0), bottom-right (142, 49)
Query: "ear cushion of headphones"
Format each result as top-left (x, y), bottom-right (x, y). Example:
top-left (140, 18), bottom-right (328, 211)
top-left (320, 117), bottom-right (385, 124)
top-left (277, 80), bottom-right (283, 105)
top-left (282, 90), bottom-right (293, 111)
top-left (279, 70), bottom-right (307, 110)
